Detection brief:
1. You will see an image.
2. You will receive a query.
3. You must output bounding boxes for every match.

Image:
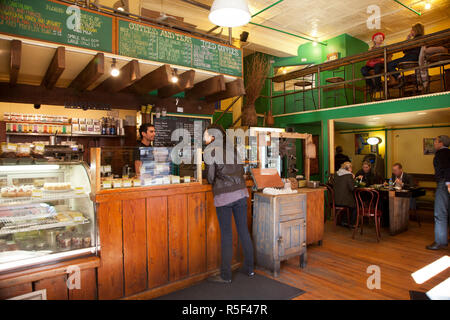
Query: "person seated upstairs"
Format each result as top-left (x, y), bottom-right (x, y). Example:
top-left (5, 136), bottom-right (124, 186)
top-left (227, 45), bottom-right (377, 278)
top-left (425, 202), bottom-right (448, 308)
top-left (387, 23), bottom-right (425, 88)
top-left (355, 161), bottom-right (379, 186)
top-left (333, 161), bottom-right (357, 226)
top-left (361, 32), bottom-right (387, 92)
top-left (389, 163), bottom-right (415, 189)
top-left (335, 146), bottom-right (350, 173)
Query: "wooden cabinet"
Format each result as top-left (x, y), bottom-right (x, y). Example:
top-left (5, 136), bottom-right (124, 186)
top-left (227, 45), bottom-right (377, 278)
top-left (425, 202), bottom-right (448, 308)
top-left (297, 188), bottom-right (325, 245)
top-left (253, 192), bottom-right (307, 277)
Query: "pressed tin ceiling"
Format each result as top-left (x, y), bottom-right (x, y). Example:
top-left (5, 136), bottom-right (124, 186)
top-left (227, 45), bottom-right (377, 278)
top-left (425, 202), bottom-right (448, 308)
top-left (127, 0), bottom-right (450, 57)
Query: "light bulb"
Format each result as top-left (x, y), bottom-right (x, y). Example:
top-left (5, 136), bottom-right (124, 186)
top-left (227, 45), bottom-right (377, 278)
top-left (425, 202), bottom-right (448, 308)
top-left (171, 75), bottom-right (179, 83)
top-left (117, 6), bottom-right (125, 11)
top-left (425, 2), bottom-right (431, 9)
top-left (111, 58), bottom-right (120, 77)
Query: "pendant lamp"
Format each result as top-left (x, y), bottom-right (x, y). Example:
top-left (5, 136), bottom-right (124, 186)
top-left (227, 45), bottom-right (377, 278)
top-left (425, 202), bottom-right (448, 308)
top-left (209, 0), bottom-right (251, 28)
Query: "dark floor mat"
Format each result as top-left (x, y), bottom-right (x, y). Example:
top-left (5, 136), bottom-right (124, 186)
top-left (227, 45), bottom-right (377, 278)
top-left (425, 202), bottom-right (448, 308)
top-left (154, 273), bottom-right (305, 300)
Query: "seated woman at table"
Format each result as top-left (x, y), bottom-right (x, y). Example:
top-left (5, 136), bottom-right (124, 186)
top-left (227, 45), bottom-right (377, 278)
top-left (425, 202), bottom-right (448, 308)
top-left (387, 163), bottom-right (415, 189)
top-left (355, 161), bottom-right (379, 186)
top-left (387, 23), bottom-right (425, 88)
top-left (333, 161), bottom-right (357, 227)
top-left (361, 32), bottom-right (386, 92)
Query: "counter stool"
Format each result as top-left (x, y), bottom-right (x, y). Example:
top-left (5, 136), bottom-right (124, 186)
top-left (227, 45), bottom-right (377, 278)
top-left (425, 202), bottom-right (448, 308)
top-left (427, 52), bottom-right (450, 92)
top-left (397, 61), bottom-right (419, 97)
top-left (364, 69), bottom-right (385, 102)
top-left (325, 72), bottom-right (349, 107)
top-left (294, 79), bottom-right (316, 111)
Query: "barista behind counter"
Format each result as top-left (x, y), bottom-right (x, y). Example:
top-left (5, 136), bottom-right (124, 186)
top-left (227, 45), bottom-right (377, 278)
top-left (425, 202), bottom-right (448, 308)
top-left (134, 123), bottom-right (156, 176)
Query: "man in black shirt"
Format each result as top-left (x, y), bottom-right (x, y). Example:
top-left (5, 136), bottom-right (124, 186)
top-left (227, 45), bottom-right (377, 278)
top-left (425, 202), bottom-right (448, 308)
top-left (426, 135), bottom-right (450, 250)
top-left (355, 161), bottom-right (379, 186)
top-left (134, 123), bottom-right (156, 176)
top-left (390, 163), bottom-right (414, 189)
top-left (335, 146), bottom-right (350, 172)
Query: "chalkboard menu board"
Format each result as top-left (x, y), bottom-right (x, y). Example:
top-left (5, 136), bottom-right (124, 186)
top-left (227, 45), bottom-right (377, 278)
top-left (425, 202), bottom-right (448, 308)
top-left (153, 115), bottom-right (212, 147)
top-left (0, 0), bottom-right (113, 52)
top-left (118, 20), bottom-right (243, 77)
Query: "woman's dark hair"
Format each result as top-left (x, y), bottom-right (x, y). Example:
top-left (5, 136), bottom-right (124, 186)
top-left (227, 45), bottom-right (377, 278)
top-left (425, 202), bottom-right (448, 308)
top-left (139, 123), bottom-right (155, 139)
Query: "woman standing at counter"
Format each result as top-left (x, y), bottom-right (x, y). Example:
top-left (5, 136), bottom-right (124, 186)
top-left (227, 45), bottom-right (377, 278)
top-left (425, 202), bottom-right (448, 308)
top-left (203, 125), bottom-right (254, 284)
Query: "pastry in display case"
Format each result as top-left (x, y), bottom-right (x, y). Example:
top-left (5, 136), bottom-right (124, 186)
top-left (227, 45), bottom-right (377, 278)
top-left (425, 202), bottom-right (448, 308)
top-left (0, 162), bottom-right (96, 273)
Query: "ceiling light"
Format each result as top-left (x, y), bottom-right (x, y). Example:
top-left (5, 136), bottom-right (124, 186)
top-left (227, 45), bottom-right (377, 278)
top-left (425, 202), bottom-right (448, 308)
top-left (371, 117), bottom-right (381, 120)
top-left (117, 7), bottom-right (125, 12)
top-left (425, 2), bottom-right (431, 10)
top-left (110, 58), bottom-right (120, 77)
top-left (367, 137), bottom-right (382, 145)
top-left (209, 0), bottom-right (251, 28)
top-left (171, 69), bottom-right (179, 83)
top-left (282, 68), bottom-right (287, 74)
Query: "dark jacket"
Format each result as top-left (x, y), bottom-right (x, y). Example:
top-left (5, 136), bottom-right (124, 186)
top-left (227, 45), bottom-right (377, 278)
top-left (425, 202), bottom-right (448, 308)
top-left (335, 153), bottom-right (350, 171)
top-left (355, 169), bottom-right (379, 186)
top-left (333, 169), bottom-right (356, 208)
top-left (206, 145), bottom-right (246, 197)
top-left (390, 172), bottom-right (415, 189)
top-left (433, 147), bottom-right (450, 183)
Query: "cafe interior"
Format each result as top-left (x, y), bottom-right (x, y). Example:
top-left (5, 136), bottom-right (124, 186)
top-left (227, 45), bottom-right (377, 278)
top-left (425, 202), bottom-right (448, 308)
top-left (0, 0), bottom-right (449, 301)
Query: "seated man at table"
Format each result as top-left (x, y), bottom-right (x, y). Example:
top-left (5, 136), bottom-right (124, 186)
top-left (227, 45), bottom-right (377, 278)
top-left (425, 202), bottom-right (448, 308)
top-left (333, 161), bottom-right (357, 227)
top-left (389, 163), bottom-right (415, 189)
top-left (355, 161), bottom-right (379, 186)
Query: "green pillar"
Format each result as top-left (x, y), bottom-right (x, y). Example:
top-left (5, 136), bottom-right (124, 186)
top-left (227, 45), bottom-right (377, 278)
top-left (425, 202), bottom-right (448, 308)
top-left (321, 120), bottom-right (330, 183)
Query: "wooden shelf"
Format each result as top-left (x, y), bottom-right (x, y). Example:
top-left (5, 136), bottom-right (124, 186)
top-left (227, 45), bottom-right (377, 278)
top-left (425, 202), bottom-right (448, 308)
top-left (6, 132), bottom-right (125, 138)
top-left (5, 120), bottom-right (71, 126)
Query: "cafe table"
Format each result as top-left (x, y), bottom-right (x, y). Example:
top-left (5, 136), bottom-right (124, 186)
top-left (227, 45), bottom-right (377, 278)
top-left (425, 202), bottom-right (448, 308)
top-left (360, 185), bottom-right (426, 235)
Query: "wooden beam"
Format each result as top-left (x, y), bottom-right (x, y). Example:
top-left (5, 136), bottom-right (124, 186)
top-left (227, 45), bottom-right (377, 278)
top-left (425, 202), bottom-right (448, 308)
top-left (126, 64), bottom-right (172, 95)
top-left (158, 70), bottom-right (195, 98)
top-left (185, 75), bottom-right (226, 100)
top-left (94, 59), bottom-right (141, 92)
top-left (41, 47), bottom-right (65, 89)
top-left (0, 83), bottom-right (216, 115)
top-left (69, 53), bottom-right (104, 91)
top-left (9, 40), bottom-right (21, 86)
top-left (205, 78), bottom-right (245, 103)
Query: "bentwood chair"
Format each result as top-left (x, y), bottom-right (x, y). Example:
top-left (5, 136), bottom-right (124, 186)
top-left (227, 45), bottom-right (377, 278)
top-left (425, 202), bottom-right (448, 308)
top-left (353, 188), bottom-right (382, 242)
top-left (327, 184), bottom-right (351, 228)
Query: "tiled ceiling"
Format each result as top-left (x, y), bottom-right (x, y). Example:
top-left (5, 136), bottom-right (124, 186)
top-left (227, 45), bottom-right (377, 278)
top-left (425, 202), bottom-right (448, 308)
top-left (128, 0), bottom-right (450, 57)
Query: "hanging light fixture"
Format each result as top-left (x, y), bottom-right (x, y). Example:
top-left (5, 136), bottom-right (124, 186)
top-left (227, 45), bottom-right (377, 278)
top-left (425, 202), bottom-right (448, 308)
top-left (209, 0), bottom-right (251, 28)
top-left (171, 69), bottom-right (179, 83)
top-left (110, 58), bottom-right (120, 77)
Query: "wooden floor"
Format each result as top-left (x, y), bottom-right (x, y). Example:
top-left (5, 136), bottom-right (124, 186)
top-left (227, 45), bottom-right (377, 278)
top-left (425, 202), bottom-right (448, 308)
top-left (257, 220), bottom-right (450, 300)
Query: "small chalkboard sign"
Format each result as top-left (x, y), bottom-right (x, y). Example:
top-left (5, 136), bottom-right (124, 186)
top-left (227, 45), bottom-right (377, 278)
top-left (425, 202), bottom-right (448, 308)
top-left (152, 114), bottom-right (212, 147)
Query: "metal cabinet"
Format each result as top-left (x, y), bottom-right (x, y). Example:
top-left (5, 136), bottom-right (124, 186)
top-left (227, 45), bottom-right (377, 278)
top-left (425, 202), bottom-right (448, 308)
top-left (252, 192), bottom-right (307, 277)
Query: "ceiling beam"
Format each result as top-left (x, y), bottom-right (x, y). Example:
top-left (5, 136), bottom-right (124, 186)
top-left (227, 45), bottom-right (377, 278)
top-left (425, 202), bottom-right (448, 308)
top-left (205, 79), bottom-right (245, 103)
top-left (126, 64), bottom-right (172, 95)
top-left (158, 70), bottom-right (195, 98)
top-left (69, 53), bottom-right (104, 91)
top-left (94, 59), bottom-right (141, 92)
top-left (9, 40), bottom-right (21, 87)
top-left (185, 75), bottom-right (226, 100)
top-left (41, 46), bottom-right (65, 89)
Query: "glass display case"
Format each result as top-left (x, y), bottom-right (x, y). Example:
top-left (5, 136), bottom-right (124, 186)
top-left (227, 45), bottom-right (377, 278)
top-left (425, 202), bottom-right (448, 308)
top-left (0, 162), bottom-right (96, 273)
top-left (98, 146), bottom-right (201, 190)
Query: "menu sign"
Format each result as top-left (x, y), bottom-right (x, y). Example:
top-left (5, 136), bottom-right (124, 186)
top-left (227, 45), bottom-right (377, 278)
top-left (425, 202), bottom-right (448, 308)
top-left (118, 20), bottom-right (243, 77)
top-left (0, 0), bottom-right (113, 52)
top-left (153, 115), bottom-right (211, 147)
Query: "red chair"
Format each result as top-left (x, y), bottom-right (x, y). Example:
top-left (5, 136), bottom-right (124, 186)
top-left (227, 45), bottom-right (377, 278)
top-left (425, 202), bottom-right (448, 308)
top-left (326, 184), bottom-right (351, 228)
top-left (353, 188), bottom-right (382, 242)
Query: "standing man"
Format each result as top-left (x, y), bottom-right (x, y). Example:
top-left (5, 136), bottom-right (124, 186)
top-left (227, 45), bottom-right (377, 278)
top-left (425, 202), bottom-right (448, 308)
top-left (134, 123), bottom-right (156, 177)
top-left (335, 146), bottom-right (350, 172)
top-left (426, 135), bottom-right (450, 250)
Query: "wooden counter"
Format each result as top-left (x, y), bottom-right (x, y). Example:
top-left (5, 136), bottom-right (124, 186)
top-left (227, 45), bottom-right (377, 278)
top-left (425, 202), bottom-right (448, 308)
top-left (95, 181), bottom-right (253, 300)
top-left (296, 187), bottom-right (325, 246)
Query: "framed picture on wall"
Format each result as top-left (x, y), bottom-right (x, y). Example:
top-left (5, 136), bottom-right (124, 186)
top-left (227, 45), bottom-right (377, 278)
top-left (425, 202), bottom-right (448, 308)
top-left (423, 138), bottom-right (435, 155)
top-left (355, 133), bottom-right (371, 155)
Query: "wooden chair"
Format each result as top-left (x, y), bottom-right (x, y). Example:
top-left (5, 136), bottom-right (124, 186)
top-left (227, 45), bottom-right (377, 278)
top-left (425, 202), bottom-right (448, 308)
top-left (353, 188), bottom-right (382, 242)
top-left (426, 52), bottom-right (450, 92)
top-left (326, 184), bottom-right (351, 228)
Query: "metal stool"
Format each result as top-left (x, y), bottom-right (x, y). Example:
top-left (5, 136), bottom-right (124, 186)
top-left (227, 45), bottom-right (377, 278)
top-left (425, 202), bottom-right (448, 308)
top-left (397, 61), bottom-right (419, 97)
top-left (294, 79), bottom-right (316, 111)
top-left (325, 69), bottom-right (349, 107)
top-left (364, 69), bottom-right (385, 102)
top-left (427, 52), bottom-right (450, 92)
